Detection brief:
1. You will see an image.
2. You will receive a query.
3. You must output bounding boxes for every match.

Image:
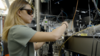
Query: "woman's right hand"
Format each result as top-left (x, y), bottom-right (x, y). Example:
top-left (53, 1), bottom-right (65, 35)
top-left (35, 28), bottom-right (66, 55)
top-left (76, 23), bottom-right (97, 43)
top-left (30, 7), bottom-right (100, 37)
top-left (62, 21), bottom-right (68, 28)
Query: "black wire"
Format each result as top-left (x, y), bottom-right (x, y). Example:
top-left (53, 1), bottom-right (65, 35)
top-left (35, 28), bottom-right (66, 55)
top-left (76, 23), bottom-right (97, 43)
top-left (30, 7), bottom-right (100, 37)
top-left (88, 0), bottom-right (91, 23)
top-left (92, 0), bottom-right (100, 15)
top-left (94, 12), bottom-right (98, 20)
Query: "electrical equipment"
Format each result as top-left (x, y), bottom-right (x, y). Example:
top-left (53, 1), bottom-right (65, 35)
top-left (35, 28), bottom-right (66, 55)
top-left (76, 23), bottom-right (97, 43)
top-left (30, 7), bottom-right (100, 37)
top-left (30, 0), bottom-right (100, 56)
top-left (74, 9), bottom-right (91, 32)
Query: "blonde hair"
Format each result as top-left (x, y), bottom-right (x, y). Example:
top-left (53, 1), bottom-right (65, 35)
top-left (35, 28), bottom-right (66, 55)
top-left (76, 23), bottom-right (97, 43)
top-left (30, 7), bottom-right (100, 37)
top-left (2, 0), bottom-right (29, 42)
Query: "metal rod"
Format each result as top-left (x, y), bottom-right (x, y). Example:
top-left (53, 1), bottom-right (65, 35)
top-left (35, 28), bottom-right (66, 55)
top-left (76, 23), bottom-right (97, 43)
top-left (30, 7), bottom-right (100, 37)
top-left (35, 0), bottom-right (41, 56)
top-left (0, 17), bottom-right (2, 37)
top-left (88, 0), bottom-right (91, 25)
top-left (35, 0), bottom-right (40, 31)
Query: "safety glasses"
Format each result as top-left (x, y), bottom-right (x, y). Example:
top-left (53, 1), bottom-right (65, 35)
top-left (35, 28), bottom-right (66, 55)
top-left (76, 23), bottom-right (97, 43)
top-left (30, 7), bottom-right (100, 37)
top-left (20, 8), bottom-right (34, 15)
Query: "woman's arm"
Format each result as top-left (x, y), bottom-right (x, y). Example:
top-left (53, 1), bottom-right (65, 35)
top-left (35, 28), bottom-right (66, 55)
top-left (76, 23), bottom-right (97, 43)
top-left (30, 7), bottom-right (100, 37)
top-left (29, 21), bottom-right (68, 42)
top-left (33, 42), bottom-right (45, 50)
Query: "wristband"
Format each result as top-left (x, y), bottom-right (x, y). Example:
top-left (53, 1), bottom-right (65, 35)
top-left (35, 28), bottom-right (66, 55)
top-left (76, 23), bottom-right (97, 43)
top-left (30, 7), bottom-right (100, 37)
top-left (62, 23), bottom-right (68, 28)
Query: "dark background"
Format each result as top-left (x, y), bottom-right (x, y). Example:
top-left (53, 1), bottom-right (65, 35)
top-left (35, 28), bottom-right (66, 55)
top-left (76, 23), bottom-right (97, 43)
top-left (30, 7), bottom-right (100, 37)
top-left (41, 0), bottom-right (100, 19)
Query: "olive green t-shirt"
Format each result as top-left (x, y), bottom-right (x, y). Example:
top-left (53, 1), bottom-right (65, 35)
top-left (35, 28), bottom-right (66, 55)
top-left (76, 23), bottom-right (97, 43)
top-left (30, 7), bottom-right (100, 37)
top-left (7, 25), bottom-right (37, 56)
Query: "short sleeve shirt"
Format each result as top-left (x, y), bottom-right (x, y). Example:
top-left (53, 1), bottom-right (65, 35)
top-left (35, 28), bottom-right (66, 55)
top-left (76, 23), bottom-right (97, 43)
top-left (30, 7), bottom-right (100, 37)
top-left (7, 25), bottom-right (37, 56)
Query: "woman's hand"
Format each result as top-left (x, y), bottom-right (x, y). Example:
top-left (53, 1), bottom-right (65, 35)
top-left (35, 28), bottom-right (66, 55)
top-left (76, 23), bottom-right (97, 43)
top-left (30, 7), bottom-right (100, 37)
top-left (62, 21), bottom-right (68, 28)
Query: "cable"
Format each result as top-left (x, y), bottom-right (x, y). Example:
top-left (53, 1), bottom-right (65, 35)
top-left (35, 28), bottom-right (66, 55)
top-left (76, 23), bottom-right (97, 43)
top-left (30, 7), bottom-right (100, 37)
top-left (96, 0), bottom-right (100, 12)
top-left (59, 28), bottom-right (90, 56)
top-left (94, 12), bottom-right (98, 20)
top-left (92, 0), bottom-right (100, 15)
top-left (71, 0), bottom-right (79, 29)
top-left (59, 24), bottom-right (100, 56)
top-left (63, 11), bottom-right (68, 17)
top-left (56, 11), bottom-right (63, 22)
top-left (63, 11), bottom-right (68, 21)
top-left (88, 0), bottom-right (91, 25)
top-left (96, 0), bottom-right (98, 5)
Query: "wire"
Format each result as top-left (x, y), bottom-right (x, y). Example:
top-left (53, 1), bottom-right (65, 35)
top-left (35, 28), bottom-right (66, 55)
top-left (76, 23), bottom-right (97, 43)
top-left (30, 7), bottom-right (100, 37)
top-left (59, 28), bottom-right (90, 56)
top-left (59, 24), bottom-right (100, 56)
top-left (94, 0), bottom-right (100, 12)
top-left (63, 11), bottom-right (68, 17)
top-left (94, 12), bottom-right (98, 20)
top-left (88, 0), bottom-right (91, 25)
top-left (63, 11), bottom-right (68, 21)
top-left (96, 0), bottom-right (98, 5)
top-left (71, 0), bottom-right (79, 29)
top-left (56, 11), bottom-right (63, 22)
top-left (97, 0), bottom-right (100, 11)
top-left (92, 0), bottom-right (100, 15)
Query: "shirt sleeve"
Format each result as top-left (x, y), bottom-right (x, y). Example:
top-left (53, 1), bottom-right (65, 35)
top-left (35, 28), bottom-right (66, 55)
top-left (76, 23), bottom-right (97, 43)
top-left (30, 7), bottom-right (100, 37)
top-left (11, 25), bottom-right (37, 47)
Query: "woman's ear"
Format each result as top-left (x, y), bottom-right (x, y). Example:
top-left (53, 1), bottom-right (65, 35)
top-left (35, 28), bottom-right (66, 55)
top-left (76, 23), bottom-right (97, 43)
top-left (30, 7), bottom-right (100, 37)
top-left (17, 10), bottom-right (21, 17)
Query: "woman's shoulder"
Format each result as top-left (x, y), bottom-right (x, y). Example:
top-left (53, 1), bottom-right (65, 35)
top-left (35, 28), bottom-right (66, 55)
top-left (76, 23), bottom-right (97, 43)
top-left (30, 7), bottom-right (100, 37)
top-left (12, 25), bottom-right (27, 28)
top-left (11, 25), bottom-right (29, 29)
top-left (10, 25), bottom-right (29, 31)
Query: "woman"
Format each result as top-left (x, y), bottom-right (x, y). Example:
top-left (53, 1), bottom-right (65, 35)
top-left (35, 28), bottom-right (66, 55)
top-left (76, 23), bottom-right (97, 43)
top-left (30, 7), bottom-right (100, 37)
top-left (2, 0), bottom-right (68, 56)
